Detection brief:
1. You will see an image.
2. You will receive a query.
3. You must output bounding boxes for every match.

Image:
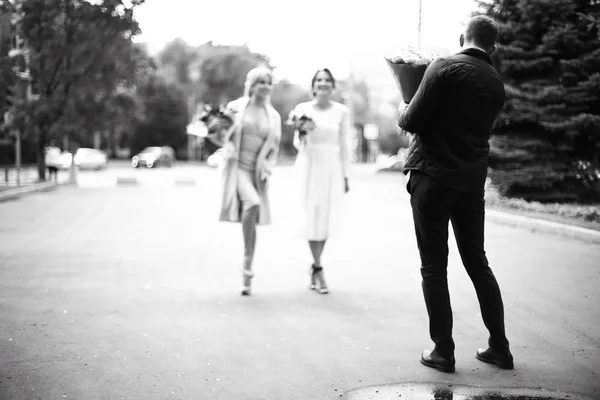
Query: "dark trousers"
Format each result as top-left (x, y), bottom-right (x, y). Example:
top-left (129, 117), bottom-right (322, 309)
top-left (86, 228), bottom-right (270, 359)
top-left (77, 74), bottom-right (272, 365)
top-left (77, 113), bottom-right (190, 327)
top-left (48, 166), bottom-right (58, 181)
top-left (407, 171), bottom-right (509, 356)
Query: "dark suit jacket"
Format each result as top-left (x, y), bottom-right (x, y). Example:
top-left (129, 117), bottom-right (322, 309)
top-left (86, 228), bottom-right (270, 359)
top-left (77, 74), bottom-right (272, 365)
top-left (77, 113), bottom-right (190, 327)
top-left (398, 48), bottom-right (505, 192)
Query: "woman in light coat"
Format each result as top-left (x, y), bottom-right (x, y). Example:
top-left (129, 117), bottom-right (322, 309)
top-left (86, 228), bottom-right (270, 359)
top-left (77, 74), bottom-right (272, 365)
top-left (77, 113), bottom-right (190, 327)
top-left (218, 67), bottom-right (281, 296)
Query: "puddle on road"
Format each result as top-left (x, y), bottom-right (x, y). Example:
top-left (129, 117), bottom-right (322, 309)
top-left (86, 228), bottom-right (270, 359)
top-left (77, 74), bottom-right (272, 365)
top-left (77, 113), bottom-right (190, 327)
top-left (343, 383), bottom-right (594, 400)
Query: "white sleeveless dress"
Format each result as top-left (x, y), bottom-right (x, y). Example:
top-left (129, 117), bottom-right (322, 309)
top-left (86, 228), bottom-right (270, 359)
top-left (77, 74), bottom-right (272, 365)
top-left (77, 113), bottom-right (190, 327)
top-left (291, 101), bottom-right (351, 240)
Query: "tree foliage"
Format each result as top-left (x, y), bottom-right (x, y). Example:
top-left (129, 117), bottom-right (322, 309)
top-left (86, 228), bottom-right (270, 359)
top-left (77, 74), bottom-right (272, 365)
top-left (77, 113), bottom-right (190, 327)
top-left (130, 76), bottom-right (188, 156)
top-left (478, 0), bottom-right (600, 202)
top-left (196, 44), bottom-right (271, 105)
top-left (15, 0), bottom-right (144, 179)
top-left (271, 79), bottom-right (311, 156)
top-left (154, 39), bottom-right (377, 161)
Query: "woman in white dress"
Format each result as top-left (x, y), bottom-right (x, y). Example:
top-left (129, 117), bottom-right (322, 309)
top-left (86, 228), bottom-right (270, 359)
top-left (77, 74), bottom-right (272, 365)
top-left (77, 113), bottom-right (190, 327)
top-left (290, 68), bottom-right (351, 294)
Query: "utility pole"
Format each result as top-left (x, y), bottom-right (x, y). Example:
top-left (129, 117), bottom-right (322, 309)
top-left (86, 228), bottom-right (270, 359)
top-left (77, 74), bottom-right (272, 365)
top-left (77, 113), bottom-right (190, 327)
top-left (188, 93), bottom-right (195, 162)
top-left (417, 0), bottom-right (423, 50)
top-left (14, 48), bottom-right (30, 186)
top-left (4, 4), bottom-right (29, 187)
top-left (11, 36), bottom-right (28, 187)
top-left (345, 55), bottom-right (359, 163)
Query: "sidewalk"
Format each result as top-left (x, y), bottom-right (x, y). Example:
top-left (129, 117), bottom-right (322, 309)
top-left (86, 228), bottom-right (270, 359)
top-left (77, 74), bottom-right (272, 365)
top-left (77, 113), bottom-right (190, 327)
top-left (367, 169), bottom-right (600, 245)
top-left (0, 179), bottom-right (66, 202)
top-left (485, 207), bottom-right (600, 244)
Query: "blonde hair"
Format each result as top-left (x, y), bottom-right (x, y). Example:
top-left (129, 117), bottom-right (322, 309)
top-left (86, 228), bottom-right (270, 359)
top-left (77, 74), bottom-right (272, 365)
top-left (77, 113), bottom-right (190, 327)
top-left (243, 66), bottom-right (274, 98)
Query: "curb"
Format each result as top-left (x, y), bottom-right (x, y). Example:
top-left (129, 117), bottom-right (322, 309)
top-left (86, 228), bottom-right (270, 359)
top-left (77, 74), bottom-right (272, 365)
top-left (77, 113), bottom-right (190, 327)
top-left (375, 188), bottom-right (600, 245)
top-left (0, 181), bottom-right (65, 202)
top-left (485, 209), bottom-right (600, 244)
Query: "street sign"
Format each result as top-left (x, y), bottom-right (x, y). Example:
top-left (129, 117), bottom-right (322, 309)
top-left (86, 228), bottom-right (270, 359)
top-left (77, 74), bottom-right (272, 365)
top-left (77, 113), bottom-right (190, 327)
top-left (364, 123), bottom-right (379, 140)
top-left (3, 111), bottom-right (13, 125)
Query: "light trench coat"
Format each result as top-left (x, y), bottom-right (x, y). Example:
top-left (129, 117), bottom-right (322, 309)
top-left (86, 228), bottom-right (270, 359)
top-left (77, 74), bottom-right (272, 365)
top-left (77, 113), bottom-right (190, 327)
top-left (218, 97), bottom-right (282, 225)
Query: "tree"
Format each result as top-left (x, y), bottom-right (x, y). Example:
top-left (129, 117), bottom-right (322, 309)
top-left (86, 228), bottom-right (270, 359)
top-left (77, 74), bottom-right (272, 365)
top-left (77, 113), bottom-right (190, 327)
top-left (0, 10), bottom-right (16, 137)
top-left (130, 76), bottom-right (188, 157)
top-left (157, 38), bottom-right (198, 87)
top-left (196, 44), bottom-right (271, 105)
top-left (478, 0), bottom-right (600, 202)
top-left (333, 78), bottom-right (372, 162)
top-left (103, 90), bottom-right (140, 157)
top-left (17, 0), bottom-right (144, 180)
top-left (61, 42), bottom-right (154, 156)
top-left (270, 79), bottom-right (311, 158)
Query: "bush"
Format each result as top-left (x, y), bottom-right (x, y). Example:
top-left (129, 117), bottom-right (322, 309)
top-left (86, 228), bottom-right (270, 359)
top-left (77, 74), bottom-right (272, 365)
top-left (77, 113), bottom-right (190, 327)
top-left (488, 135), bottom-right (553, 167)
top-left (489, 162), bottom-right (600, 203)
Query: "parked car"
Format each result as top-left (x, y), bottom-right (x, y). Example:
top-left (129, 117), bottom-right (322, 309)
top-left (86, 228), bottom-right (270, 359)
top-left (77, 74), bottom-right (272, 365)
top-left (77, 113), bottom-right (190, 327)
top-left (131, 146), bottom-right (175, 168)
top-left (56, 148), bottom-right (108, 170)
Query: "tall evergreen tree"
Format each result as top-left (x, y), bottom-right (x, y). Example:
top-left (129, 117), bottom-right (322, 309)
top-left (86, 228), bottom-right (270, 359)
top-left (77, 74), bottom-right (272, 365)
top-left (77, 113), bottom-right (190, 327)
top-left (478, 0), bottom-right (600, 202)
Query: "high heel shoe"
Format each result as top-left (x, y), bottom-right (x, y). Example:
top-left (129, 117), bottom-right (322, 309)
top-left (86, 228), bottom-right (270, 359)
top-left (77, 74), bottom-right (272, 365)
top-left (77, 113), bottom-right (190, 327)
top-left (309, 264), bottom-right (317, 290)
top-left (310, 264), bottom-right (328, 294)
top-left (241, 269), bottom-right (254, 296)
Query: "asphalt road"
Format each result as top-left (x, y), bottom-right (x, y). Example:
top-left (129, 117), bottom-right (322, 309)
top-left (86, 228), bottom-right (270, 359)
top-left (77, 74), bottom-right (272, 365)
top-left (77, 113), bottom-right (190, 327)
top-left (1, 163), bottom-right (598, 400)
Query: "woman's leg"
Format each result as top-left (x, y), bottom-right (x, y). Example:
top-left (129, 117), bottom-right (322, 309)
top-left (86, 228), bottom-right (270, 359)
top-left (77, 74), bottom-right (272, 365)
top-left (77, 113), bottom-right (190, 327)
top-left (308, 240), bottom-right (328, 293)
top-left (237, 170), bottom-right (261, 294)
top-left (242, 205), bottom-right (259, 271)
top-left (308, 240), bottom-right (326, 266)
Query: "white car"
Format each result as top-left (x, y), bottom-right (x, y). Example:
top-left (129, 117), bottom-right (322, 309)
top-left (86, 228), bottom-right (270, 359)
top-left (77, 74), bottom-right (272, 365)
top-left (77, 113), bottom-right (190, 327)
top-left (57, 148), bottom-right (109, 170)
top-left (131, 146), bottom-right (175, 168)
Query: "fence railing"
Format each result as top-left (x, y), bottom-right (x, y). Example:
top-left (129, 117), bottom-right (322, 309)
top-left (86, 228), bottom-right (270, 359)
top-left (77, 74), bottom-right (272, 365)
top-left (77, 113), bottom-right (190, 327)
top-left (0, 165), bottom-right (41, 186)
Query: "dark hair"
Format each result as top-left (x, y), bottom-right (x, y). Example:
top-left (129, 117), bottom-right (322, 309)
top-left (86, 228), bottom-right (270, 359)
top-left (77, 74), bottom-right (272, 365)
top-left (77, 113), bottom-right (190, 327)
top-left (465, 15), bottom-right (499, 51)
top-left (311, 68), bottom-right (336, 96)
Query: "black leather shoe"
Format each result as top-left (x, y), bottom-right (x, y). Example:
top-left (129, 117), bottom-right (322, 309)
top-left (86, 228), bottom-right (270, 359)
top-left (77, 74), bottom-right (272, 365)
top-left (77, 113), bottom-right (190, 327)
top-left (420, 349), bottom-right (455, 373)
top-left (476, 347), bottom-right (514, 369)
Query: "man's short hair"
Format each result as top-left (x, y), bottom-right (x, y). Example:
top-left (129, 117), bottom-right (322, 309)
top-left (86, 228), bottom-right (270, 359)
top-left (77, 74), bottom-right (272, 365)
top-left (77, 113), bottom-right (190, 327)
top-left (465, 15), bottom-right (499, 50)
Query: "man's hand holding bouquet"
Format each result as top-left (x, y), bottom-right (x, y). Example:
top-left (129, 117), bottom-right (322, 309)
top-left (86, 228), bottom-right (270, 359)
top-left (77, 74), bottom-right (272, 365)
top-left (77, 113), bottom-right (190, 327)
top-left (384, 47), bottom-right (437, 104)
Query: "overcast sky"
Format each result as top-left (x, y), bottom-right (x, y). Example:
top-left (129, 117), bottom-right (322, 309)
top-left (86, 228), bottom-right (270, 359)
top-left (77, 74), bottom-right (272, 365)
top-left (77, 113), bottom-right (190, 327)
top-left (133, 0), bottom-right (478, 84)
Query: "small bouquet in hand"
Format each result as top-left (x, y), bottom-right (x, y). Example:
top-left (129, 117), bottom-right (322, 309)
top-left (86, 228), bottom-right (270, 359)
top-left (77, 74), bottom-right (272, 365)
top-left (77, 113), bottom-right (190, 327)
top-left (286, 111), bottom-right (315, 138)
top-left (199, 104), bottom-right (237, 147)
top-left (384, 48), bottom-right (437, 103)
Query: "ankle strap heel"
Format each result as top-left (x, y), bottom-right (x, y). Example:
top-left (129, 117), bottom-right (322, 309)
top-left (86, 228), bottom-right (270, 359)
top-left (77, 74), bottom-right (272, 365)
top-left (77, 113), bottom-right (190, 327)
top-left (310, 264), bottom-right (328, 294)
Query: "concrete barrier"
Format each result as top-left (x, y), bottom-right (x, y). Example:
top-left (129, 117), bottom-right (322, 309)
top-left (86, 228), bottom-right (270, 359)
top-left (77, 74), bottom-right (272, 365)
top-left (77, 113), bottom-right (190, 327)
top-left (116, 177), bottom-right (139, 185)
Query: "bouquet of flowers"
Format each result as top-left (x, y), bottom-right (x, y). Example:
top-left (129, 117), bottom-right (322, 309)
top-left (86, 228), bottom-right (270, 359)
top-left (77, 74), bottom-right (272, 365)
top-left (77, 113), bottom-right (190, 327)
top-left (384, 48), bottom-right (437, 103)
top-left (199, 104), bottom-right (237, 147)
top-left (286, 111), bottom-right (315, 138)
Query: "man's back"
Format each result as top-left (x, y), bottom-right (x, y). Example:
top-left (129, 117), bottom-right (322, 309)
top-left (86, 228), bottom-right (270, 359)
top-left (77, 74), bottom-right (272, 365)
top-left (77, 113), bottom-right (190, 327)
top-left (399, 15), bottom-right (514, 373)
top-left (401, 48), bottom-right (505, 192)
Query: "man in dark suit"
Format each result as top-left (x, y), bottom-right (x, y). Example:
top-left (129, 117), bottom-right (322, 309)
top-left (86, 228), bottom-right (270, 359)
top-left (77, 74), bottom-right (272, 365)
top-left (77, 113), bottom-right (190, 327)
top-left (397, 15), bottom-right (513, 373)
